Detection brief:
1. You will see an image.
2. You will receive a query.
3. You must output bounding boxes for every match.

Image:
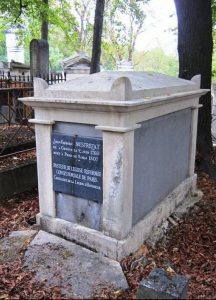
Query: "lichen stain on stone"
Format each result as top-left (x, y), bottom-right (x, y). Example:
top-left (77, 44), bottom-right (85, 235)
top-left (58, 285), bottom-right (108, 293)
top-left (109, 150), bottom-right (123, 200)
top-left (62, 249), bottom-right (74, 259)
top-left (114, 150), bottom-right (123, 185)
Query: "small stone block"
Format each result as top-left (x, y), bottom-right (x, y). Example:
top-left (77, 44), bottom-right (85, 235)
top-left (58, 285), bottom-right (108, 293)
top-left (137, 268), bottom-right (189, 299)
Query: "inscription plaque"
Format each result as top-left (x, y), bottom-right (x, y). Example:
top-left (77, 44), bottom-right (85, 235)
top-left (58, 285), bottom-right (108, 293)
top-left (52, 133), bottom-right (103, 203)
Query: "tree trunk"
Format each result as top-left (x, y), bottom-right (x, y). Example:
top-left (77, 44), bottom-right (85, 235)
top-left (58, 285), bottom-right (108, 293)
top-left (174, 0), bottom-right (215, 177)
top-left (41, 0), bottom-right (48, 41)
top-left (90, 0), bottom-right (105, 74)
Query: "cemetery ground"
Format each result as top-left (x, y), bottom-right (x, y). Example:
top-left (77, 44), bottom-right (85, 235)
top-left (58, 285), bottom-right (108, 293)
top-left (0, 124), bottom-right (37, 200)
top-left (0, 124), bottom-right (35, 153)
top-left (0, 158), bottom-right (215, 299)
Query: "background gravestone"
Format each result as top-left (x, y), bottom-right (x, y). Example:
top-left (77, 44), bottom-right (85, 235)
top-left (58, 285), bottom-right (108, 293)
top-left (30, 39), bottom-right (49, 76)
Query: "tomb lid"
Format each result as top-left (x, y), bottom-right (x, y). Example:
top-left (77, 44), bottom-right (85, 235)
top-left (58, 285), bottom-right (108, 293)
top-left (34, 71), bottom-right (205, 102)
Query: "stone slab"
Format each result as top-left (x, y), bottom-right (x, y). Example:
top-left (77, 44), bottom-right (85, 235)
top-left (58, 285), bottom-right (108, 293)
top-left (52, 133), bottom-right (103, 202)
top-left (33, 72), bottom-right (203, 101)
top-left (23, 230), bottom-right (128, 299)
top-left (137, 268), bottom-right (189, 299)
top-left (37, 175), bottom-right (198, 261)
top-left (30, 39), bottom-right (49, 76)
top-left (0, 230), bottom-right (37, 263)
top-left (133, 108), bottom-right (191, 225)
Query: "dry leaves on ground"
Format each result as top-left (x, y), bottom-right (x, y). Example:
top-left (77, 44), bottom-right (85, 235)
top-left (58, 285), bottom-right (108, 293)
top-left (0, 171), bottom-right (216, 298)
top-left (0, 124), bottom-right (35, 149)
top-left (0, 259), bottom-right (65, 300)
top-left (0, 149), bottom-right (36, 171)
top-left (0, 189), bottom-right (39, 239)
top-left (0, 190), bottom-right (66, 300)
top-left (119, 171), bottom-right (216, 299)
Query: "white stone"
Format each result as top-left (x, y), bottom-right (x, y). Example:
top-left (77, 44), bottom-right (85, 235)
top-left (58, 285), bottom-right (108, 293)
top-left (23, 72), bottom-right (207, 102)
top-left (61, 51), bottom-right (91, 75)
top-left (34, 123), bottom-right (56, 217)
top-left (37, 175), bottom-right (198, 261)
top-left (102, 130), bottom-right (134, 239)
top-left (19, 71), bottom-right (207, 261)
top-left (6, 29), bottom-right (24, 63)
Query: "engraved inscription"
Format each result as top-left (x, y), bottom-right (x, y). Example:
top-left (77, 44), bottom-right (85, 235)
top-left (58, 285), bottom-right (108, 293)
top-left (52, 133), bottom-right (103, 202)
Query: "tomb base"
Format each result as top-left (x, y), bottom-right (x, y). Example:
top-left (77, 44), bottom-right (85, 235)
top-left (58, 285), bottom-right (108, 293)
top-left (37, 175), bottom-right (199, 261)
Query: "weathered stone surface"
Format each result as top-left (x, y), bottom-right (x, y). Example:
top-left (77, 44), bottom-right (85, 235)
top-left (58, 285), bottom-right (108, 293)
top-left (146, 190), bottom-right (203, 248)
top-left (24, 230), bottom-right (128, 299)
top-left (20, 70), bottom-right (206, 261)
top-left (136, 268), bottom-right (189, 299)
top-left (0, 230), bottom-right (37, 263)
top-left (28, 72), bottom-right (203, 101)
top-left (30, 39), bottom-right (49, 76)
top-left (36, 175), bottom-right (199, 261)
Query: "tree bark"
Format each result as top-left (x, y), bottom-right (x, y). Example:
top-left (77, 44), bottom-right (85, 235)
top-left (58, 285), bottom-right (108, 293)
top-left (41, 0), bottom-right (48, 41)
top-left (174, 0), bottom-right (215, 177)
top-left (90, 0), bottom-right (105, 74)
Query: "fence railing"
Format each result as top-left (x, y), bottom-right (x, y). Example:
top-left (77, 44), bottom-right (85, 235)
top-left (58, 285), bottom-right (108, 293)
top-left (0, 71), bottom-right (67, 88)
top-left (0, 71), bottom-right (67, 155)
top-left (0, 88), bottom-right (35, 155)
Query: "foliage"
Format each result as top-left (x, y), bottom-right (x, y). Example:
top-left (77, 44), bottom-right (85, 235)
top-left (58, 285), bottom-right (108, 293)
top-left (104, 0), bottom-right (149, 64)
top-left (0, 0), bottom-right (176, 74)
top-left (212, 0), bottom-right (216, 26)
top-left (0, 0), bottom-right (51, 34)
top-left (133, 48), bottom-right (178, 76)
top-left (101, 40), bottom-right (119, 70)
top-left (0, 0), bottom-right (80, 70)
top-left (0, 33), bottom-right (7, 62)
top-left (73, 0), bottom-right (95, 52)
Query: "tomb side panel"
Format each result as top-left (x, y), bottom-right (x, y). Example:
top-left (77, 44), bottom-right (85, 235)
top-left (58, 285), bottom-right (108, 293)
top-left (132, 108), bottom-right (192, 225)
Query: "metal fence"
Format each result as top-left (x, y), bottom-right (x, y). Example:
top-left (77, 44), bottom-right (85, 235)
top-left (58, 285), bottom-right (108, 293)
top-left (0, 71), bottom-right (67, 155)
top-left (0, 71), bottom-right (66, 88)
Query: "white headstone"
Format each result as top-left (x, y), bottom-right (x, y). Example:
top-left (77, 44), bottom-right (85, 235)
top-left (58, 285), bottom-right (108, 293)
top-left (117, 60), bottom-right (134, 71)
top-left (5, 29), bottom-right (24, 63)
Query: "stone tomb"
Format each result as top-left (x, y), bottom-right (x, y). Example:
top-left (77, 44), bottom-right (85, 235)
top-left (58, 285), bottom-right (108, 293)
top-left (20, 72), bottom-right (207, 260)
top-left (61, 51), bottom-right (91, 75)
top-left (30, 39), bottom-right (49, 77)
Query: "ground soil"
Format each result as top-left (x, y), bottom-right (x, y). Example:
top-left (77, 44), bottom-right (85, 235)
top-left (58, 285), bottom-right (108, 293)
top-left (0, 189), bottom-right (39, 239)
top-left (0, 124), bottom-right (35, 150)
top-left (0, 149), bottom-right (36, 171)
top-left (119, 171), bottom-right (216, 299)
top-left (0, 124), bottom-right (36, 171)
top-left (0, 160), bottom-right (216, 299)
